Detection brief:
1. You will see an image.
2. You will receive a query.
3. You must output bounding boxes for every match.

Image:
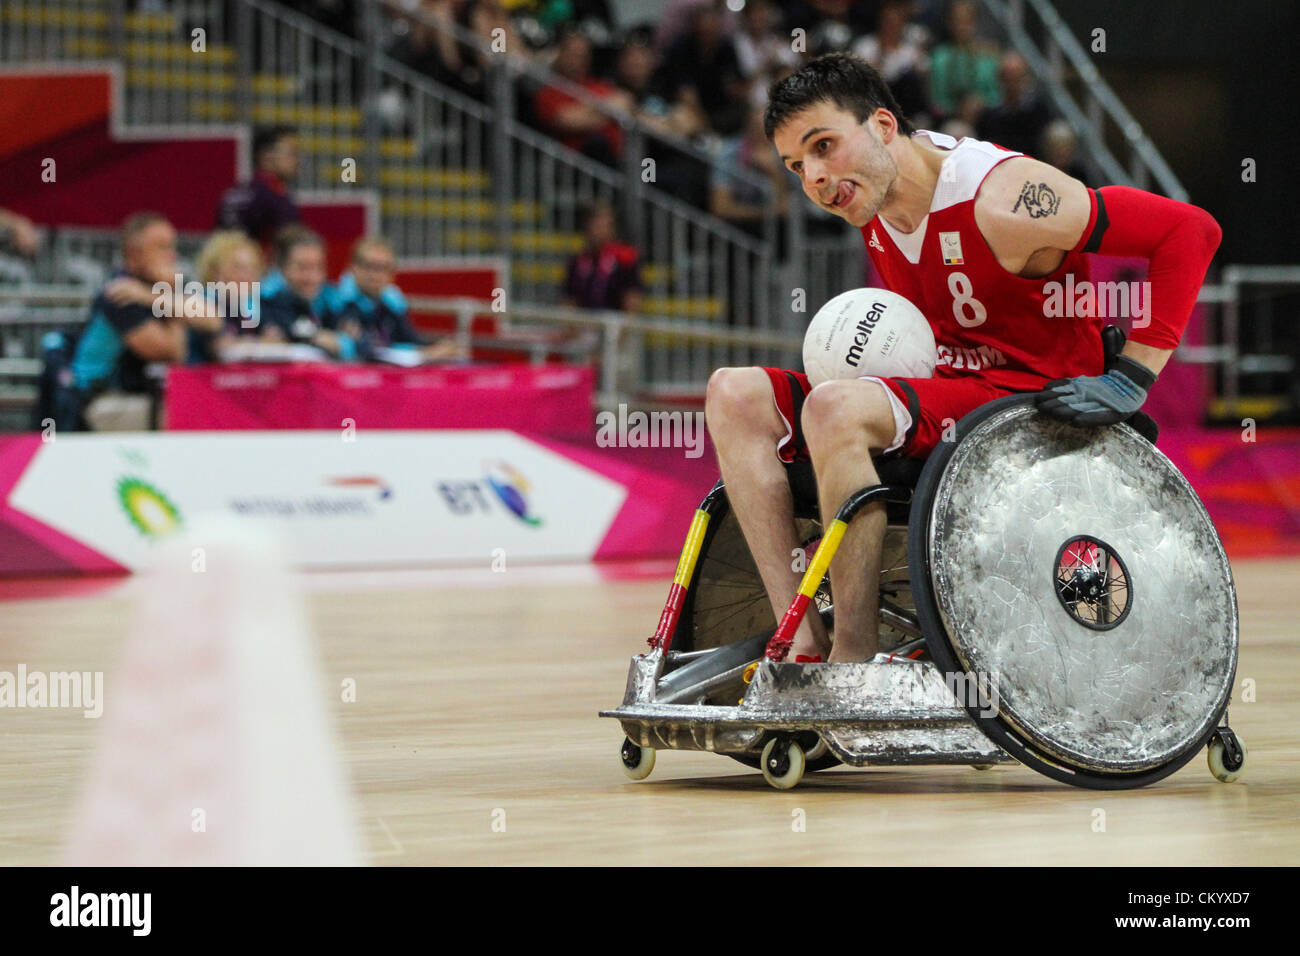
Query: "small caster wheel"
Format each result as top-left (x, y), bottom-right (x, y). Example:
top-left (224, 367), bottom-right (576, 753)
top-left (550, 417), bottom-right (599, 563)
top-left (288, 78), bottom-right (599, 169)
top-left (620, 737), bottom-right (655, 781)
top-left (971, 764), bottom-right (995, 771)
top-left (1207, 730), bottom-right (1247, 783)
top-left (760, 737), bottom-right (805, 790)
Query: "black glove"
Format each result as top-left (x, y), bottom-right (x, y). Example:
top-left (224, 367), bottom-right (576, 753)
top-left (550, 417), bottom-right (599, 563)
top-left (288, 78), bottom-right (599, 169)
top-left (1035, 354), bottom-right (1158, 426)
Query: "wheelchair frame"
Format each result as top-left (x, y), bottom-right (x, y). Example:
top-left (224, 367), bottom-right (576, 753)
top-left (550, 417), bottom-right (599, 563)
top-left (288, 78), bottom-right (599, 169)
top-left (600, 395), bottom-right (1246, 791)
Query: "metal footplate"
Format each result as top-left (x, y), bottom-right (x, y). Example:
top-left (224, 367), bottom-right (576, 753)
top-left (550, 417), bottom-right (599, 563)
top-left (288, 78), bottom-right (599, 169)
top-left (600, 653), bottom-right (1012, 769)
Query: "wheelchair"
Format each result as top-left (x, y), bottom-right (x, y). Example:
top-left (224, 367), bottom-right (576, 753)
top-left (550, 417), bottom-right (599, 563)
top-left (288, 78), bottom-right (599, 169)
top-left (601, 341), bottom-right (1246, 791)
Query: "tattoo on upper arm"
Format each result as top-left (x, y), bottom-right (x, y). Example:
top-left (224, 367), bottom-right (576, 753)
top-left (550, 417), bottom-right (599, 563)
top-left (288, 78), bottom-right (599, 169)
top-left (1012, 181), bottom-right (1061, 219)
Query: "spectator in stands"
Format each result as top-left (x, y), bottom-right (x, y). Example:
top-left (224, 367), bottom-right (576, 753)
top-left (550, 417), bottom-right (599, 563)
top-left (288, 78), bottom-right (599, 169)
top-left (256, 227), bottom-right (350, 358)
top-left (789, 0), bottom-right (862, 57)
top-left (0, 208), bottom-right (38, 257)
top-left (563, 201), bottom-right (643, 313)
top-left (733, 0), bottom-right (800, 84)
top-left (710, 106), bottom-right (789, 231)
top-left (781, 0), bottom-right (875, 38)
top-left (60, 213), bottom-right (221, 431)
top-left (215, 125), bottom-right (302, 248)
top-left (1040, 119), bottom-right (1089, 183)
top-left (329, 236), bottom-right (463, 362)
top-left (612, 37), bottom-right (707, 142)
top-left (656, 1), bottom-right (748, 136)
top-left (388, 0), bottom-right (472, 93)
top-left (608, 35), bottom-right (712, 208)
top-left (190, 230), bottom-right (266, 361)
top-left (515, 0), bottom-right (616, 37)
top-left (534, 28), bottom-right (633, 165)
top-left (653, 0), bottom-right (737, 55)
top-left (467, 0), bottom-right (533, 75)
top-left (852, 0), bottom-right (931, 125)
top-left (928, 0), bottom-right (1000, 126)
top-left (976, 51), bottom-right (1050, 156)
top-left (389, 0), bottom-right (532, 100)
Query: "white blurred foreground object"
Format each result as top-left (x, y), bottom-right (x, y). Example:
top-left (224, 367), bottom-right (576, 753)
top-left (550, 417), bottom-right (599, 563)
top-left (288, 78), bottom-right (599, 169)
top-left (802, 288), bottom-right (936, 386)
top-left (65, 516), bottom-right (362, 865)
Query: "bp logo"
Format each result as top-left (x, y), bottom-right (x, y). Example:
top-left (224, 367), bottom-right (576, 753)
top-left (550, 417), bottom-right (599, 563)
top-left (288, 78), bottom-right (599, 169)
top-left (117, 477), bottom-right (182, 538)
top-left (483, 460), bottom-right (542, 527)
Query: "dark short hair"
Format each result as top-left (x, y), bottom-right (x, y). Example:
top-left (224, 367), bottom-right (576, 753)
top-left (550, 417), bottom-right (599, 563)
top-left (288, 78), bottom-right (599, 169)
top-left (273, 225), bottom-right (323, 268)
top-left (253, 124), bottom-right (297, 163)
top-left (763, 52), bottom-right (915, 141)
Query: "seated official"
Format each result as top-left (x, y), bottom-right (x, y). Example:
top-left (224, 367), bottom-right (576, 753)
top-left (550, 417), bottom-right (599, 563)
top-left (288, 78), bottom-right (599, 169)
top-left (190, 230), bottom-right (265, 362)
top-left (252, 226), bottom-right (351, 358)
top-left (329, 237), bottom-right (463, 362)
top-left (0, 207), bottom-right (39, 257)
top-left (60, 213), bottom-right (221, 431)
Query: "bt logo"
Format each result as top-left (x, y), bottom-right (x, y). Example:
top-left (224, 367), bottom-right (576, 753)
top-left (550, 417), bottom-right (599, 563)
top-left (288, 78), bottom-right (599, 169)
top-left (437, 460), bottom-right (543, 526)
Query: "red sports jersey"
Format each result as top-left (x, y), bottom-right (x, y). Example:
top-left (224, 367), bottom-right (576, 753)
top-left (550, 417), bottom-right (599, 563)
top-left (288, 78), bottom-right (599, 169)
top-left (861, 131), bottom-right (1103, 392)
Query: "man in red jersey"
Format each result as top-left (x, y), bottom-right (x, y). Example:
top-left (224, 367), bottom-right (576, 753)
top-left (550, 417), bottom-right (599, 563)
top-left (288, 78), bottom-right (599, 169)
top-left (705, 53), bottom-right (1221, 663)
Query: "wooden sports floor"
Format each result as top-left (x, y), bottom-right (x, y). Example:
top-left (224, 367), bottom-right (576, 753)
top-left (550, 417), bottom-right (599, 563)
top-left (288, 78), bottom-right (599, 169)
top-left (2, 558), bottom-right (1297, 866)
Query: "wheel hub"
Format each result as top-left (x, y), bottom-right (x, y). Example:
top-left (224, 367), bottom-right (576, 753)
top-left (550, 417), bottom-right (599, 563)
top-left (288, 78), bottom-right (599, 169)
top-left (1053, 535), bottom-right (1131, 630)
top-left (620, 739), bottom-right (640, 769)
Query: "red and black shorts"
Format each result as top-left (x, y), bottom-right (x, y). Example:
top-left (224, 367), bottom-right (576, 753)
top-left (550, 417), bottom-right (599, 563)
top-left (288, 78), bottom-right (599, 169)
top-left (762, 367), bottom-right (1018, 462)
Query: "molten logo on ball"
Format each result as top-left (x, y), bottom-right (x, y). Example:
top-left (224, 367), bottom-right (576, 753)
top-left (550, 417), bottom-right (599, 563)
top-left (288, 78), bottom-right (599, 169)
top-left (803, 288), bottom-right (937, 387)
top-left (845, 302), bottom-right (885, 369)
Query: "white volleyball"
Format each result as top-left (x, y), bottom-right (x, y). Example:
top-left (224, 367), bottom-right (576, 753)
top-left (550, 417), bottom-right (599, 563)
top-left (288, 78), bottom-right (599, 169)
top-left (802, 288), bottom-right (937, 387)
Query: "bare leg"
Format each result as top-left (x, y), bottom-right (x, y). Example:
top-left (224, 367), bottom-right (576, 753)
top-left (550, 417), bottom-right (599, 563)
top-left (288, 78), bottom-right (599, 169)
top-left (801, 380), bottom-right (898, 662)
top-left (705, 368), bottom-right (830, 659)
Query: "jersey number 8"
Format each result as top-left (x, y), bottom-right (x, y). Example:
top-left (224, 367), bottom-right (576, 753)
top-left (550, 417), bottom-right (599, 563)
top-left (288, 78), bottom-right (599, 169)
top-left (948, 272), bottom-right (988, 328)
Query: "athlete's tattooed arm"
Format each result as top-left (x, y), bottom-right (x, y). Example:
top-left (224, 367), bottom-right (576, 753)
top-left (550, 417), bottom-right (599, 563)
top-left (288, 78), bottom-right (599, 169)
top-left (973, 158), bottom-right (1091, 276)
top-left (1012, 181), bottom-right (1062, 218)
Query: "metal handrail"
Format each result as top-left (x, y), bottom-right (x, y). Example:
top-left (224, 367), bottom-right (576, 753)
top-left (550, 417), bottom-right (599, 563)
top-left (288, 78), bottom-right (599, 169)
top-left (984, 0), bottom-right (1188, 201)
top-left (409, 293), bottom-right (800, 407)
top-left (408, 295), bottom-right (801, 351)
top-left (506, 117), bottom-right (769, 254)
